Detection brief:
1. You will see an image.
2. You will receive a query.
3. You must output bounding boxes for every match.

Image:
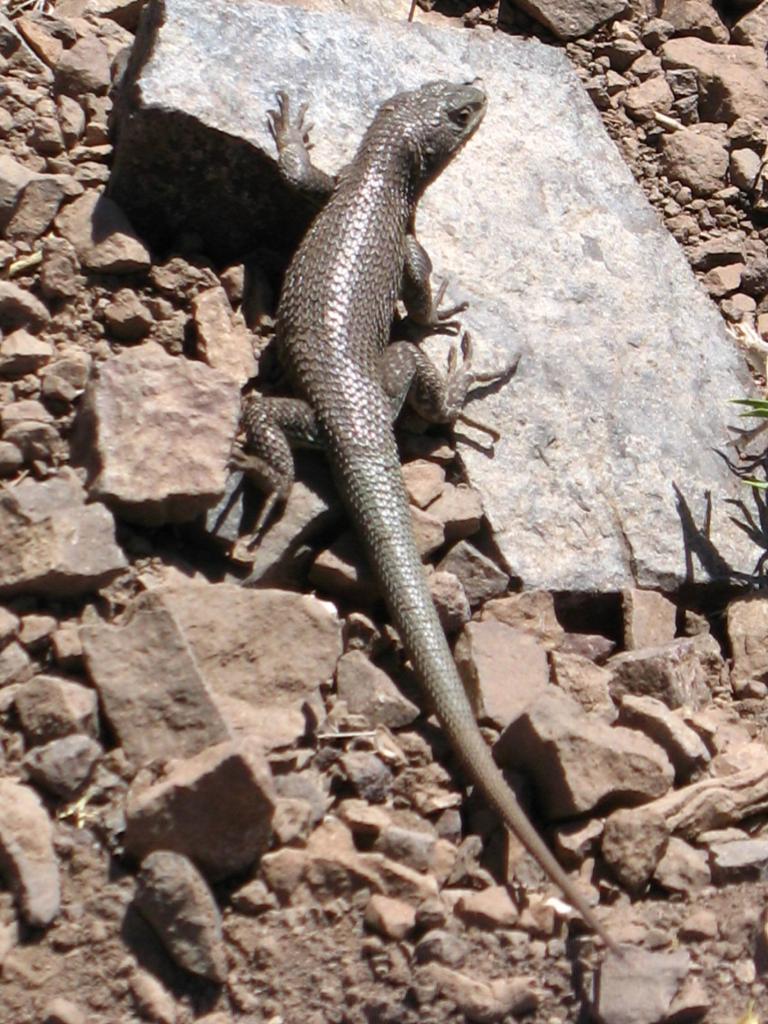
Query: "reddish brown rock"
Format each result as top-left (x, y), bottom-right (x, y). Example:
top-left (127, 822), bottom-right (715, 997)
top-left (192, 285), bottom-right (255, 386)
top-left (660, 38), bottom-right (768, 124)
top-left (81, 591), bottom-right (230, 765)
top-left (83, 342), bottom-right (240, 524)
top-left (0, 779), bottom-right (60, 926)
top-left (622, 588), bottom-right (677, 649)
top-left (55, 192), bottom-right (150, 273)
top-left (608, 638), bottom-right (710, 709)
top-left (135, 850), bottom-right (227, 982)
top-left (0, 472), bottom-right (126, 597)
top-left (660, 127), bottom-right (729, 196)
top-left (495, 688), bottom-right (674, 820)
top-left (14, 674), bottom-right (98, 744)
top-left (364, 894), bottom-right (416, 940)
top-left (124, 738), bottom-right (276, 880)
top-left (336, 649), bottom-right (419, 729)
top-left (54, 35), bottom-right (111, 96)
top-left (454, 619), bottom-right (549, 728)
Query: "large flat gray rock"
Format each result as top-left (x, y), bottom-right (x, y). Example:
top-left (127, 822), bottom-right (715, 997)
top-left (112, 0), bottom-right (754, 591)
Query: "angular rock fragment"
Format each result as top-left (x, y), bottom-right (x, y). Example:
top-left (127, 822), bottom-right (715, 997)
top-left (135, 850), bottom-right (227, 982)
top-left (192, 285), bottom-right (255, 386)
top-left (653, 836), bottom-right (711, 894)
top-left (602, 806), bottom-right (669, 892)
top-left (500, 0), bottom-right (627, 39)
top-left (418, 962), bottom-right (537, 1022)
top-left (0, 281), bottom-right (50, 332)
top-left (81, 591), bottom-right (230, 764)
top-left (495, 688), bottom-right (674, 819)
top-left (608, 638), bottom-right (710, 709)
top-left (622, 588), bottom-right (676, 649)
top-left (549, 650), bottom-right (616, 720)
top-left (437, 541), bottom-right (508, 606)
top-left (138, 580), bottom-right (342, 749)
top-left (81, 342), bottom-right (240, 523)
top-left (55, 192), bottom-right (150, 273)
top-left (335, 650), bottom-right (419, 729)
top-left (726, 594), bottom-right (768, 697)
top-left (593, 948), bottom-right (691, 1024)
top-left (124, 738), bottom-right (276, 879)
top-left (454, 619), bottom-right (549, 727)
top-left (618, 694), bottom-right (710, 782)
top-left (364, 894), bottom-right (416, 940)
top-left (14, 675), bottom-right (99, 744)
top-left (0, 779), bottom-right (60, 926)
top-left (0, 473), bottom-right (126, 597)
top-left (708, 837), bottom-right (768, 883)
top-left (22, 734), bottom-right (102, 799)
top-left (660, 38), bottom-right (768, 124)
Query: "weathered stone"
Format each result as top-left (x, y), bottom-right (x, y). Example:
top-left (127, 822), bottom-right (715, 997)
top-left (135, 850), bottom-right (227, 982)
top-left (336, 649), bottom-right (419, 729)
top-left (0, 779), bottom-right (60, 926)
top-left (602, 806), bottom-right (669, 892)
top-left (419, 962), bottom-right (537, 1022)
top-left (54, 35), bottom-right (111, 96)
top-left (660, 127), bottom-right (729, 196)
top-left (708, 837), bottom-right (768, 882)
top-left (437, 541), bottom-right (508, 606)
top-left (14, 674), bottom-right (98, 744)
top-left (730, 148), bottom-right (762, 192)
top-left (732, 0), bottom-right (768, 50)
top-left (140, 580), bottom-right (342, 751)
top-left (654, 836), bottom-right (711, 894)
top-left (592, 949), bottom-right (691, 1024)
top-left (550, 650), bottom-right (616, 720)
top-left (428, 569), bottom-right (471, 634)
top-left (82, 342), bottom-right (240, 524)
top-left (618, 694), bottom-right (710, 783)
top-left (454, 619), bottom-right (549, 728)
top-left (495, 688), bottom-right (674, 820)
top-left (0, 281), bottom-right (50, 332)
top-left (0, 329), bottom-right (53, 377)
top-left (124, 738), bottom-right (276, 880)
top-left (623, 74), bottom-right (675, 121)
top-left (109, 0), bottom-right (756, 591)
top-left (402, 459), bottom-right (446, 509)
top-left (726, 594), bottom-right (768, 696)
top-left (0, 472), bottom-right (126, 597)
top-left (608, 638), bottom-right (710, 709)
top-left (622, 588), bottom-right (677, 649)
top-left (500, 0), bottom-right (627, 39)
top-left (454, 886), bottom-right (518, 929)
top-left (128, 969), bottom-right (175, 1024)
top-left (660, 38), bottom-right (768, 124)
top-left (192, 285), bottom-right (255, 386)
top-left (22, 734), bottom-right (102, 799)
top-left (55, 192), bottom-right (150, 273)
top-left (427, 483), bottom-right (483, 542)
top-left (364, 894), bottom-right (416, 940)
top-left (102, 288), bottom-right (153, 341)
top-left (81, 592), bottom-right (230, 765)
top-left (374, 824), bottom-right (437, 874)
top-left (481, 591), bottom-right (564, 647)
top-left (0, 642), bottom-right (32, 687)
top-left (660, 0), bottom-right (729, 42)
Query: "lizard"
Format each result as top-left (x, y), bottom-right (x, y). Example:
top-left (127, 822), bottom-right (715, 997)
top-left (238, 79), bottom-right (619, 953)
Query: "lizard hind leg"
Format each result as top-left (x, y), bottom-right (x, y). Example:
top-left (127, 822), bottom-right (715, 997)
top-left (234, 395), bottom-right (321, 537)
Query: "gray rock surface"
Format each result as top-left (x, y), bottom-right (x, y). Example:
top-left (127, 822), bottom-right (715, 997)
top-left (111, 0), bottom-right (754, 591)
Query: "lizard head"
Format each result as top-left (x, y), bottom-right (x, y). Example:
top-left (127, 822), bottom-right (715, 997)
top-left (376, 79), bottom-right (487, 190)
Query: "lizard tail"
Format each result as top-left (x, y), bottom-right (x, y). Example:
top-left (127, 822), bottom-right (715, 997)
top-left (335, 448), bottom-right (619, 954)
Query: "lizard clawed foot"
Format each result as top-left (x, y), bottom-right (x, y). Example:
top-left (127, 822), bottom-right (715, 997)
top-left (428, 277), bottom-right (468, 335)
top-left (267, 89), bottom-right (313, 151)
top-left (230, 445), bottom-right (288, 546)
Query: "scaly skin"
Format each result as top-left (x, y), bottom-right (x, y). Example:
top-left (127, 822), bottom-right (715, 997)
top-left (251, 81), bottom-right (618, 953)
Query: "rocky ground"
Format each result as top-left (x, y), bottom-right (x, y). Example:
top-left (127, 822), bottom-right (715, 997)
top-left (2, 0), bottom-right (768, 1022)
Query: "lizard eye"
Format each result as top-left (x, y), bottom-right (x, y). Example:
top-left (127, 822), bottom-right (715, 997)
top-left (449, 105), bottom-right (472, 128)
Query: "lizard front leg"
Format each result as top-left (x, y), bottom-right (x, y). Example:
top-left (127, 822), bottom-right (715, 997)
top-left (268, 90), bottom-right (335, 203)
top-left (401, 235), bottom-right (467, 334)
